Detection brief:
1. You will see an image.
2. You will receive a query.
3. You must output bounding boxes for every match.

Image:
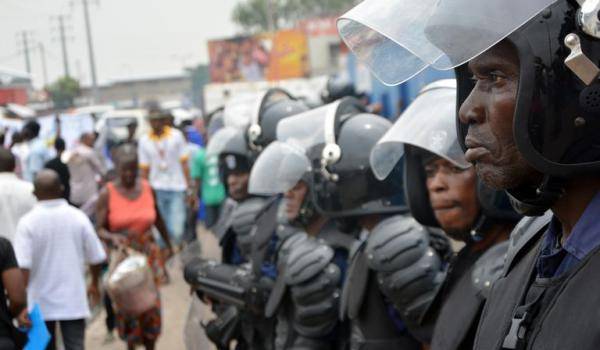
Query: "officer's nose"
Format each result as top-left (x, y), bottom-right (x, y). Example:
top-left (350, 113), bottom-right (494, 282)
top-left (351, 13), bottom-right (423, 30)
top-left (459, 89), bottom-right (485, 126)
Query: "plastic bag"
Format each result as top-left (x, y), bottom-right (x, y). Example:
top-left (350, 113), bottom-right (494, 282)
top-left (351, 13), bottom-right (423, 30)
top-left (106, 248), bottom-right (158, 317)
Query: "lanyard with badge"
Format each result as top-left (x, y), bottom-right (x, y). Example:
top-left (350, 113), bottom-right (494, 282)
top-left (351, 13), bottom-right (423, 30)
top-left (152, 134), bottom-right (169, 172)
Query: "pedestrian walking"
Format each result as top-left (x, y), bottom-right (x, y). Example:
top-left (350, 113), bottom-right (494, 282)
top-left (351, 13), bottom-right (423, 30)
top-left (68, 132), bottom-right (107, 210)
top-left (138, 109), bottom-right (193, 249)
top-left (20, 121), bottom-right (52, 182)
top-left (0, 148), bottom-right (36, 243)
top-left (96, 144), bottom-right (173, 350)
top-left (14, 169), bottom-right (106, 350)
top-left (0, 237), bottom-right (29, 349)
top-left (44, 138), bottom-right (71, 202)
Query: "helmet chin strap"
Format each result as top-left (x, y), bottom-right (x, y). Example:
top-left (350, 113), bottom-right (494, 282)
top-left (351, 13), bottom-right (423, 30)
top-left (507, 176), bottom-right (566, 216)
top-left (469, 214), bottom-right (487, 242)
top-left (290, 195), bottom-right (317, 228)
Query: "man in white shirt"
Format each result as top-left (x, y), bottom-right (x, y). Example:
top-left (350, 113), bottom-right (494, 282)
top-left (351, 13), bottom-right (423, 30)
top-left (21, 120), bottom-right (53, 182)
top-left (0, 149), bottom-right (36, 243)
top-left (14, 169), bottom-right (106, 350)
top-left (68, 132), bottom-right (107, 209)
top-left (138, 109), bottom-right (193, 248)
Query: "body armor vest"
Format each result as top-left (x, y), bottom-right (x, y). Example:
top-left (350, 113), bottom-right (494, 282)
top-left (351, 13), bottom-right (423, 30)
top-left (430, 247), bottom-right (485, 350)
top-left (474, 215), bottom-right (600, 350)
top-left (342, 244), bottom-right (422, 350)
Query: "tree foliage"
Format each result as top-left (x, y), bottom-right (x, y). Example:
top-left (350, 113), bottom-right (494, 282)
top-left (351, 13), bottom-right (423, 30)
top-left (232, 0), bottom-right (358, 33)
top-left (47, 76), bottom-right (80, 109)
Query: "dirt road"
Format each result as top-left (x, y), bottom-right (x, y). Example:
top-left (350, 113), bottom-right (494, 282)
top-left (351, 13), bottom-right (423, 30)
top-left (85, 227), bottom-right (220, 349)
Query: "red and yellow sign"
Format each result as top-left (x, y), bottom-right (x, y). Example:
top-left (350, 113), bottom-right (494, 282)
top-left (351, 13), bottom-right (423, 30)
top-left (208, 30), bottom-right (308, 83)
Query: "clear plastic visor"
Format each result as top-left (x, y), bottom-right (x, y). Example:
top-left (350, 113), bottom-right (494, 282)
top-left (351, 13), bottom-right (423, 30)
top-left (276, 102), bottom-right (338, 149)
top-left (248, 141), bottom-right (311, 195)
top-left (370, 80), bottom-right (470, 180)
top-left (206, 127), bottom-right (244, 157)
top-left (338, 0), bottom-right (556, 86)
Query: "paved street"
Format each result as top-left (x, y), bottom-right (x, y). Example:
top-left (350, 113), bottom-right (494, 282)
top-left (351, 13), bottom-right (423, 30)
top-left (85, 227), bottom-right (221, 350)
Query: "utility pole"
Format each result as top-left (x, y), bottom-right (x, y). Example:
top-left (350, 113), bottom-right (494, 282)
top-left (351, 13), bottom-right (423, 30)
top-left (57, 15), bottom-right (71, 77)
top-left (38, 43), bottom-right (48, 87)
top-left (266, 0), bottom-right (275, 32)
top-left (18, 31), bottom-right (32, 74)
top-left (82, 0), bottom-right (100, 103)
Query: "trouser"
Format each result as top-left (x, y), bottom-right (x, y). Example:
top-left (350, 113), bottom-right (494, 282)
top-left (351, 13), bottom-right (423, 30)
top-left (205, 204), bottom-right (222, 229)
top-left (104, 293), bottom-right (115, 332)
top-left (183, 205), bottom-right (198, 244)
top-left (154, 189), bottom-right (186, 246)
top-left (45, 319), bottom-right (85, 350)
top-left (0, 336), bottom-right (16, 350)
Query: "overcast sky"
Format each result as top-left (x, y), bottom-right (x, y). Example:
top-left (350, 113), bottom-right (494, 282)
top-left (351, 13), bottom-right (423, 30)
top-left (0, 0), bottom-right (239, 87)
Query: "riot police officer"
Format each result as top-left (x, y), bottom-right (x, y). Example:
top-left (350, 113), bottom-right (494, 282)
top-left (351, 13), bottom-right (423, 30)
top-left (368, 79), bottom-right (520, 349)
top-left (186, 88), bottom-right (309, 349)
top-left (298, 97), bottom-right (445, 349)
top-left (339, 0), bottom-right (600, 348)
top-left (247, 106), bottom-right (362, 349)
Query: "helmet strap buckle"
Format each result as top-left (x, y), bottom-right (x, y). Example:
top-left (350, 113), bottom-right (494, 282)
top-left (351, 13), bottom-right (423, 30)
top-left (564, 33), bottom-right (600, 85)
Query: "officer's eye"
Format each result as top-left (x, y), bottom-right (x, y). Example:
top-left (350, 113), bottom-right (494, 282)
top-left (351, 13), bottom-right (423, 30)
top-left (489, 72), bottom-right (506, 83)
top-left (450, 166), bottom-right (465, 174)
top-left (424, 165), bottom-right (438, 178)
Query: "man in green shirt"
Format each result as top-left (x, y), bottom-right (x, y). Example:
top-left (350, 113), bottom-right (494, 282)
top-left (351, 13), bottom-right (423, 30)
top-left (191, 147), bottom-right (226, 228)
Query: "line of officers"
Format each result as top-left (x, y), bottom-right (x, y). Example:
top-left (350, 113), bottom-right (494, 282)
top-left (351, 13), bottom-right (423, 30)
top-left (184, 0), bottom-right (600, 349)
top-left (184, 79), bottom-right (520, 350)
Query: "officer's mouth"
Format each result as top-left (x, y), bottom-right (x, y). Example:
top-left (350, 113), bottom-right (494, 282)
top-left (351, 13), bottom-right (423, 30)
top-left (464, 137), bottom-right (490, 163)
top-left (431, 200), bottom-right (460, 213)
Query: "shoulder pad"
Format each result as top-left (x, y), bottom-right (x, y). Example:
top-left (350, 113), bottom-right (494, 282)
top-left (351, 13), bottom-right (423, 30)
top-left (265, 232), bottom-right (307, 318)
top-left (285, 238), bottom-right (334, 286)
top-left (471, 241), bottom-right (509, 299)
top-left (365, 215), bottom-right (429, 272)
top-left (504, 211), bottom-right (552, 274)
top-left (231, 197), bottom-right (269, 237)
top-left (277, 232), bottom-right (308, 267)
top-left (289, 263), bottom-right (342, 337)
top-left (212, 199), bottom-right (237, 241)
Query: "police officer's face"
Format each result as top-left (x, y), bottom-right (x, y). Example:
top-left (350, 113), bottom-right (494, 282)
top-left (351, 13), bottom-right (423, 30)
top-left (459, 41), bottom-right (539, 190)
top-left (284, 181), bottom-right (308, 221)
top-left (425, 158), bottom-right (479, 241)
top-left (227, 171), bottom-right (250, 201)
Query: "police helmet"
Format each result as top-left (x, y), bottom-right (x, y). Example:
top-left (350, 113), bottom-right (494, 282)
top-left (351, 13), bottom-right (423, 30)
top-left (247, 88), bottom-right (309, 151)
top-left (339, 0), bottom-right (600, 214)
top-left (297, 97), bottom-right (406, 218)
top-left (321, 75), bottom-right (357, 104)
top-left (371, 80), bottom-right (520, 240)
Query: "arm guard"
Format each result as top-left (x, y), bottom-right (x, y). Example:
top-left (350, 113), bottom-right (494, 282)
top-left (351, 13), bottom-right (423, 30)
top-left (365, 215), bottom-right (446, 328)
top-left (285, 238), bottom-right (342, 338)
top-left (231, 197), bottom-right (269, 260)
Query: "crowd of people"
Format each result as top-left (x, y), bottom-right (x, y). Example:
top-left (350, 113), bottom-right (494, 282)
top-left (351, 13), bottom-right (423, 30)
top-left (2, 0), bottom-right (600, 349)
top-left (0, 104), bottom-right (218, 349)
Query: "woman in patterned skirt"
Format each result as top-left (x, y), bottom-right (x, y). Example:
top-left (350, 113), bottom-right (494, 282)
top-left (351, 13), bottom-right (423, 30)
top-left (96, 144), bottom-right (173, 350)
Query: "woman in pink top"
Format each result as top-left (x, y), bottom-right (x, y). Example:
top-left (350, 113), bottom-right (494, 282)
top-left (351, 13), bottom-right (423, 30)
top-left (96, 145), bottom-right (173, 350)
